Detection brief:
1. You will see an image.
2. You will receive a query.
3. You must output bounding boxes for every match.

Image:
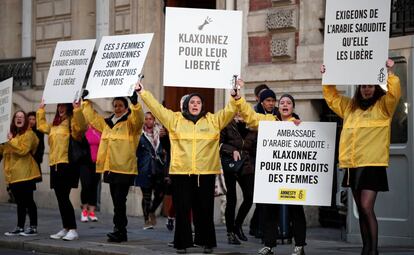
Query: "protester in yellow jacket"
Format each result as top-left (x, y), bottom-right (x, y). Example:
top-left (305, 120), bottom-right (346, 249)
top-left (136, 82), bottom-right (242, 254)
top-left (37, 102), bottom-right (86, 241)
top-left (322, 59), bottom-right (401, 255)
top-left (2, 111), bottom-right (40, 237)
top-left (81, 92), bottom-right (144, 243)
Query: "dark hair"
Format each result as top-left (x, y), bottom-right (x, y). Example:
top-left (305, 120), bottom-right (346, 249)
top-left (350, 85), bottom-right (386, 112)
top-left (27, 111), bottom-right (36, 118)
top-left (145, 111), bottom-right (155, 118)
top-left (113, 97), bottom-right (129, 109)
top-left (10, 111), bottom-right (29, 137)
top-left (279, 94), bottom-right (295, 108)
top-left (254, 84), bottom-right (270, 97)
top-left (52, 103), bottom-right (73, 126)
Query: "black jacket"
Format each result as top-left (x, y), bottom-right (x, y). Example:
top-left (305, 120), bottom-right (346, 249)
top-left (220, 120), bottom-right (257, 175)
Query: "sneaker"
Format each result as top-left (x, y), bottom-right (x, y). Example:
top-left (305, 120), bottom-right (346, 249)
top-left (176, 248), bottom-right (186, 254)
top-left (166, 217), bottom-right (174, 231)
top-left (20, 226), bottom-right (38, 236)
top-left (50, 229), bottom-right (68, 239)
top-left (62, 229), bottom-right (79, 241)
top-left (167, 241), bottom-right (174, 247)
top-left (81, 209), bottom-right (88, 222)
top-left (227, 232), bottom-right (241, 245)
top-left (88, 211), bottom-right (98, 222)
top-left (258, 246), bottom-right (274, 255)
top-left (292, 246), bottom-right (305, 255)
top-left (4, 227), bottom-right (24, 236)
top-left (143, 220), bottom-right (154, 230)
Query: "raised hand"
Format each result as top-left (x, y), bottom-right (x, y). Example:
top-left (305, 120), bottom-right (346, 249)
top-left (135, 81), bottom-right (144, 93)
top-left (320, 64), bottom-right (326, 74)
top-left (81, 89), bottom-right (89, 100)
top-left (39, 99), bottom-right (45, 109)
top-left (386, 59), bottom-right (394, 75)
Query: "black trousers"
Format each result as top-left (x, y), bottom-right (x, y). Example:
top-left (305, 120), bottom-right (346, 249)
top-left (54, 183), bottom-right (76, 229)
top-left (223, 172), bottom-right (254, 233)
top-left (10, 181), bottom-right (37, 228)
top-left (141, 185), bottom-right (164, 221)
top-left (80, 163), bottom-right (100, 206)
top-left (262, 204), bottom-right (307, 248)
top-left (171, 175), bottom-right (216, 250)
top-left (250, 204), bottom-right (265, 234)
top-left (109, 183), bottom-right (130, 232)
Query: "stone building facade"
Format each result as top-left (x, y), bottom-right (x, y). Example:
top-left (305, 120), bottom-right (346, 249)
top-left (0, 0), bottom-right (329, 224)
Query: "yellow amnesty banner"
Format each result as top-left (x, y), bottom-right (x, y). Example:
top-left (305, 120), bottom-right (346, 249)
top-left (278, 189), bottom-right (307, 202)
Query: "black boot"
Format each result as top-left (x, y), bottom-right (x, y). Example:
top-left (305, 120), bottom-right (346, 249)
top-left (234, 225), bottom-right (248, 241)
top-left (107, 230), bottom-right (127, 242)
top-left (227, 232), bottom-right (241, 245)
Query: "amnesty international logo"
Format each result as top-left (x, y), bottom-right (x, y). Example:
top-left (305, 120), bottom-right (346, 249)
top-left (278, 188), bottom-right (306, 201)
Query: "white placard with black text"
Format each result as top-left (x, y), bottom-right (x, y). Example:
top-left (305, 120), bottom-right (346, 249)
top-left (43, 40), bottom-right (96, 104)
top-left (0, 78), bottom-right (13, 144)
top-left (86, 33), bottom-right (153, 99)
top-left (322, 0), bottom-right (391, 85)
top-left (163, 7), bottom-right (242, 89)
top-left (254, 121), bottom-right (337, 206)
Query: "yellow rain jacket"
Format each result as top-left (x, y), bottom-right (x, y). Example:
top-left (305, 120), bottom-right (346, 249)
top-left (0, 129), bottom-right (40, 184)
top-left (238, 99), bottom-right (279, 129)
top-left (36, 108), bottom-right (87, 166)
top-left (82, 100), bottom-right (144, 175)
top-left (140, 90), bottom-right (242, 175)
top-left (323, 74), bottom-right (401, 168)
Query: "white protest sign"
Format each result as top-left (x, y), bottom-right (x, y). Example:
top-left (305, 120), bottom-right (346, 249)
top-left (86, 33), bottom-right (153, 99)
top-left (163, 7), bottom-right (242, 89)
top-left (254, 121), bottom-right (337, 206)
top-left (0, 78), bottom-right (13, 144)
top-left (43, 40), bottom-right (96, 104)
top-left (323, 0), bottom-right (391, 85)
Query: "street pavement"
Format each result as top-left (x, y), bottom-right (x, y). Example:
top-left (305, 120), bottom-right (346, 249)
top-left (0, 203), bottom-right (413, 255)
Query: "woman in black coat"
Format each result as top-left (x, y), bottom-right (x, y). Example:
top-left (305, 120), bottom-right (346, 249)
top-left (220, 113), bottom-right (257, 244)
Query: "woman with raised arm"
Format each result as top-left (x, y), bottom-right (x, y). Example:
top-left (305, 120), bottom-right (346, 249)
top-left (136, 82), bottom-right (243, 254)
top-left (81, 91), bottom-right (144, 243)
top-left (2, 111), bottom-right (40, 237)
top-left (37, 101), bottom-right (86, 241)
top-left (322, 59), bottom-right (401, 255)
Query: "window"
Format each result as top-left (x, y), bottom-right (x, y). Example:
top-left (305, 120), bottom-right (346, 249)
top-left (390, 56), bottom-right (408, 143)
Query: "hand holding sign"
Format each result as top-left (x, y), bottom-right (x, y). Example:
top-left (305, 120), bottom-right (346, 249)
top-left (81, 90), bottom-right (89, 101)
top-left (231, 78), bottom-right (243, 100)
top-left (135, 81), bottom-right (144, 94)
top-left (320, 65), bottom-right (326, 74)
top-left (39, 99), bottom-right (45, 110)
top-left (386, 59), bottom-right (394, 75)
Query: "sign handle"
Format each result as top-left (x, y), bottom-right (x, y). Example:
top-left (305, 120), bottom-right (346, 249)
top-left (232, 75), bottom-right (239, 95)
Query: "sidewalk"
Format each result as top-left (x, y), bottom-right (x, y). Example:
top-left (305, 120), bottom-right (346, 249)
top-left (0, 203), bottom-right (413, 255)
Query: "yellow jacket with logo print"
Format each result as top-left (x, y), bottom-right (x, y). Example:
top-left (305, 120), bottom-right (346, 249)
top-left (140, 90), bottom-right (242, 175)
top-left (0, 129), bottom-right (40, 184)
top-left (82, 100), bottom-right (144, 175)
top-left (237, 98), bottom-right (279, 129)
top-left (322, 74), bottom-right (401, 168)
top-left (37, 108), bottom-right (87, 166)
